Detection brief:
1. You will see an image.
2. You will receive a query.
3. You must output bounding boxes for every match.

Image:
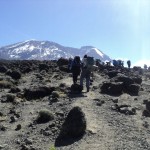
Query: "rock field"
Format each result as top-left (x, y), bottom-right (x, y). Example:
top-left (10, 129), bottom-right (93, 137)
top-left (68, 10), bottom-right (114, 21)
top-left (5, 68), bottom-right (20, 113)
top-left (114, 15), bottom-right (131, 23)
top-left (0, 59), bottom-right (150, 150)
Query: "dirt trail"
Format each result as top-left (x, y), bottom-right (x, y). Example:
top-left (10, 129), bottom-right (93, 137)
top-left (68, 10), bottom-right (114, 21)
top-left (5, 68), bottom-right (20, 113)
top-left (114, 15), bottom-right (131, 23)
top-left (61, 74), bottom-right (116, 150)
top-left (72, 92), bottom-right (115, 150)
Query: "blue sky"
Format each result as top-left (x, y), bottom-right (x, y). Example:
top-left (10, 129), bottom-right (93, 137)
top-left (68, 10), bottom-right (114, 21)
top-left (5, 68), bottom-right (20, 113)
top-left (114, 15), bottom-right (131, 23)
top-left (0, 0), bottom-right (150, 67)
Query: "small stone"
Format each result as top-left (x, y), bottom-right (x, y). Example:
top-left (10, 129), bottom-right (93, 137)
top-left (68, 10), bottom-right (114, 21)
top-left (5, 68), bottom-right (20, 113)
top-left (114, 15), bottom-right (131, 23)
top-left (142, 110), bottom-right (150, 117)
top-left (25, 138), bottom-right (32, 145)
top-left (10, 116), bottom-right (16, 123)
top-left (43, 131), bottom-right (51, 136)
top-left (0, 112), bottom-right (3, 116)
top-left (0, 145), bottom-right (3, 149)
top-left (0, 125), bottom-right (7, 131)
top-left (111, 104), bottom-right (118, 110)
top-left (15, 124), bottom-right (21, 131)
top-left (16, 139), bottom-right (21, 144)
top-left (15, 113), bottom-right (20, 118)
top-left (49, 122), bottom-right (55, 128)
top-left (143, 121), bottom-right (149, 128)
top-left (112, 98), bottom-right (118, 103)
top-left (56, 111), bottom-right (64, 117)
top-left (21, 144), bottom-right (29, 150)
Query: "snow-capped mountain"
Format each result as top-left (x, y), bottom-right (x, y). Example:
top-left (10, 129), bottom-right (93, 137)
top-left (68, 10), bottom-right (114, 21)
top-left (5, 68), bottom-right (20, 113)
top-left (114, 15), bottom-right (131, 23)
top-left (0, 40), bottom-right (111, 61)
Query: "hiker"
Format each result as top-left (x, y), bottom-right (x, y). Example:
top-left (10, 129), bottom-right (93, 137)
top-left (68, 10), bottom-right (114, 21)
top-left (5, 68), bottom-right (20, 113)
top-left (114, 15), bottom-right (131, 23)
top-left (113, 60), bottom-right (118, 67)
top-left (106, 61), bottom-right (111, 66)
top-left (118, 60), bottom-right (122, 67)
top-left (70, 56), bottom-right (81, 84)
top-left (127, 60), bottom-right (131, 69)
top-left (80, 55), bottom-right (94, 92)
top-left (121, 61), bottom-right (124, 67)
top-left (144, 64), bottom-right (148, 70)
top-left (95, 59), bottom-right (101, 67)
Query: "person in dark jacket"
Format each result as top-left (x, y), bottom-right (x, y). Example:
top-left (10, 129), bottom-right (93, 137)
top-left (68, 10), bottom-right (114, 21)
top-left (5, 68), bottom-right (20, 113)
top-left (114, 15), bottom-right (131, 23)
top-left (70, 56), bottom-right (81, 84)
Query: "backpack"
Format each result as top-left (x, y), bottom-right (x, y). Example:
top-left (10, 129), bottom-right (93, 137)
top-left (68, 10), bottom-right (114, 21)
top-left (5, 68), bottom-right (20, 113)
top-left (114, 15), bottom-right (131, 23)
top-left (85, 56), bottom-right (95, 71)
top-left (113, 60), bottom-right (118, 67)
top-left (71, 56), bottom-right (81, 73)
top-left (68, 58), bottom-right (73, 70)
top-left (72, 56), bottom-right (81, 67)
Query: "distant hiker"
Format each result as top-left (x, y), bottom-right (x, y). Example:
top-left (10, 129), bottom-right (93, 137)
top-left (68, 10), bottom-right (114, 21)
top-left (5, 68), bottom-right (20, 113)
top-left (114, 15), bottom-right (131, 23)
top-left (102, 62), bottom-right (105, 65)
top-left (118, 60), bottom-right (122, 67)
top-left (106, 61), bottom-right (111, 66)
top-left (127, 60), bottom-right (131, 69)
top-left (144, 64), bottom-right (148, 70)
top-left (80, 55), bottom-right (95, 92)
top-left (121, 61), bottom-right (124, 67)
top-left (95, 59), bottom-right (101, 66)
top-left (70, 56), bottom-right (81, 84)
top-left (113, 60), bottom-right (118, 67)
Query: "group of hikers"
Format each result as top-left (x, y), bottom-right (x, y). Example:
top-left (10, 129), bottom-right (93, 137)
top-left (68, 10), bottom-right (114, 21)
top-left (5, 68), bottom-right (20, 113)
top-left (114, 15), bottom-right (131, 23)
top-left (112, 59), bottom-right (131, 69)
top-left (68, 55), bottom-right (95, 92)
top-left (67, 55), bottom-right (133, 93)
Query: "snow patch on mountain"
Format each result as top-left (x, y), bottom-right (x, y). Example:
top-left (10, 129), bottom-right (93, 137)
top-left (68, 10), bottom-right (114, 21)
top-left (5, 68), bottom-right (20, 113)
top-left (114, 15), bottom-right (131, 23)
top-left (92, 48), bottom-right (104, 57)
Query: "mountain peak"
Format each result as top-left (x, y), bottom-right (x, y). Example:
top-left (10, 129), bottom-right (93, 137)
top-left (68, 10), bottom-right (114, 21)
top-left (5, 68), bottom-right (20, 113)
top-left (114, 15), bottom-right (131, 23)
top-left (0, 40), bottom-right (111, 61)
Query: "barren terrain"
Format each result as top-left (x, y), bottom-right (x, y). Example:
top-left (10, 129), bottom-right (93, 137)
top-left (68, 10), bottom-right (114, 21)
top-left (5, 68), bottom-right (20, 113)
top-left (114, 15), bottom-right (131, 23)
top-left (0, 60), bottom-right (150, 150)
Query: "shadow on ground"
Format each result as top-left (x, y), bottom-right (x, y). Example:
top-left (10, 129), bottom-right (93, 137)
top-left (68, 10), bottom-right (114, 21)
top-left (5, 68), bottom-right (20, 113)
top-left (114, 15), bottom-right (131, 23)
top-left (68, 92), bottom-right (87, 98)
top-left (55, 134), bottom-right (84, 147)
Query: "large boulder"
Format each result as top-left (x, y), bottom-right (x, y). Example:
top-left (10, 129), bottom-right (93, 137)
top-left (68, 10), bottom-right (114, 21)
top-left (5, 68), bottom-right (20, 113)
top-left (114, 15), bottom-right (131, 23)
top-left (100, 82), bottom-right (111, 93)
top-left (21, 67), bottom-right (32, 74)
top-left (132, 77), bottom-right (142, 84)
top-left (6, 70), bottom-right (21, 80)
top-left (107, 70), bottom-right (119, 78)
top-left (112, 74), bottom-right (134, 87)
top-left (70, 84), bottom-right (83, 94)
top-left (142, 101), bottom-right (150, 117)
top-left (24, 86), bottom-right (55, 100)
top-left (108, 82), bottom-right (124, 95)
top-left (0, 65), bottom-right (7, 73)
top-left (39, 63), bottom-right (49, 71)
top-left (57, 58), bottom-right (69, 66)
top-left (59, 65), bottom-right (69, 72)
top-left (60, 106), bottom-right (86, 138)
top-left (146, 101), bottom-right (150, 111)
top-left (101, 82), bottom-right (123, 95)
top-left (126, 84), bottom-right (140, 95)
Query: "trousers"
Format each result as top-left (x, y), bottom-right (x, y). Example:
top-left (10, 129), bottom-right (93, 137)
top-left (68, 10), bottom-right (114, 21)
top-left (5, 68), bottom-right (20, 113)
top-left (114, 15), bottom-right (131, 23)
top-left (80, 69), bottom-right (91, 88)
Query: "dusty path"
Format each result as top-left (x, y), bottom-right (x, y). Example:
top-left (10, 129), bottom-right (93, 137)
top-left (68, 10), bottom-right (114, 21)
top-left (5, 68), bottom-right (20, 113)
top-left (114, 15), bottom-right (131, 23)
top-left (58, 73), bottom-right (116, 150)
top-left (72, 91), bottom-right (116, 150)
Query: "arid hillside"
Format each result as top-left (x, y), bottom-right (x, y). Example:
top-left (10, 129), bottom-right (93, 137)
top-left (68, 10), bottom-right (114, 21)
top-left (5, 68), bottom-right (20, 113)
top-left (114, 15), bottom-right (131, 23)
top-left (0, 59), bottom-right (150, 150)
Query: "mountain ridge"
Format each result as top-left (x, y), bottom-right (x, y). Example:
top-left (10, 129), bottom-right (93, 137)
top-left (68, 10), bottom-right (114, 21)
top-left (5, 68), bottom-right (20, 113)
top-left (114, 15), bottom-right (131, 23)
top-left (0, 40), bottom-right (111, 61)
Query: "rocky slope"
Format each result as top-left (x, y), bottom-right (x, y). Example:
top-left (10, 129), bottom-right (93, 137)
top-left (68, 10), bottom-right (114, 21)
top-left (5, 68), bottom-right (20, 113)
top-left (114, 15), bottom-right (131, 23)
top-left (0, 59), bottom-right (150, 150)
